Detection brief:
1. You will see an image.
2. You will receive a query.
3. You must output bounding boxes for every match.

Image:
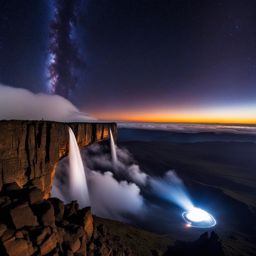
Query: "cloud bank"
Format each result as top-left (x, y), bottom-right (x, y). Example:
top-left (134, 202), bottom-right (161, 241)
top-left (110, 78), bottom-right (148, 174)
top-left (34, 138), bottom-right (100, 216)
top-left (0, 84), bottom-right (94, 121)
top-left (85, 144), bottom-right (148, 186)
top-left (52, 152), bottom-right (144, 221)
top-left (118, 122), bottom-right (256, 135)
top-left (52, 136), bottom-right (194, 223)
top-left (87, 171), bottom-right (143, 219)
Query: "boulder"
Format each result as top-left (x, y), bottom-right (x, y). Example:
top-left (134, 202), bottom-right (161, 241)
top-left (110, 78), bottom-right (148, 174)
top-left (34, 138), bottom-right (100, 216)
top-left (63, 224), bottom-right (84, 242)
top-left (0, 224), bottom-right (7, 237)
top-left (49, 197), bottom-right (65, 222)
top-left (10, 202), bottom-right (38, 229)
top-left (163, 231), bottom-right (224, 256)
top-left (65, 201), bottom-right (79, 218)
top-left (70, 238), bottom-right (81, 253)
top-left (27, 187), bottom-right (44, 204)
top-left (2, 237), bottom-right (34, 256)
top-left (32, 226), bottom-right (52, 245)
top-left (78, 207), bottom-right (93, 240)
top-left (76, 235), bottom-right (87, 255)
top-left (30, 178), bottom-right (44, 193)
top-left (1, 229), bottom-right (15, 242)
top-left (40, 232), bottom-right (58, 255)
top-left (57, 226), bottom-right (65, 244)
top-left (63, 224), bottom-right (84, 252)
top-left (2, 182), bottom-right (21, 193)
top-left (32, 201), bottom-right (55, 226)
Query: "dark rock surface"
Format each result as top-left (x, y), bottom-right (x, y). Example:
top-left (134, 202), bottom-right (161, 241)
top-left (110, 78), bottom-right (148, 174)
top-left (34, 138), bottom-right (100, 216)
top-left (92, 216), bottom-right (226, 256)
top-left (163, 231), bottom-right (224, 256)
top-left (10, 202), bottom-right (38, 229)
top-left (0, 183), bottom-right (94, 256)
top-left (48, 198), bottom-right (64, 223)
top-left (0, 183), bottom-right (226, 256)
top-left (0, 120), bottom-right (117, 197)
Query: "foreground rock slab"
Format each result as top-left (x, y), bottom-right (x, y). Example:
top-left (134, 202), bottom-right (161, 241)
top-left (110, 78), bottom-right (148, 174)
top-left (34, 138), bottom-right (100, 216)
top-left (10, 202), bottom-right (38, 229)
top-left (0, 183), bottom-right (93, 256)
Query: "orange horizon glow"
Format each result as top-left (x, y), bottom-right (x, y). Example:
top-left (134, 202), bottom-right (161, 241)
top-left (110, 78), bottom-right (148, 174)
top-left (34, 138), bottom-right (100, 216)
top-left (97, 116), bottom-right (256, 124)
top-left (92, 107), bottom-right (256, 125)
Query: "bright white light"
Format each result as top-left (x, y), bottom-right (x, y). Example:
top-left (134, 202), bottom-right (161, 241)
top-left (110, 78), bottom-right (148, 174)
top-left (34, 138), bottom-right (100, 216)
top-left (186, 208), bottom-right (211, 222)
top-left (182, 207), bottom-right (216, 228)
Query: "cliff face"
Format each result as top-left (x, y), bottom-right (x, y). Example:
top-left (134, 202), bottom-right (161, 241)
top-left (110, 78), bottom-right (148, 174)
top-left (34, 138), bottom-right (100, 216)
top-left (0, 120), bottom-right (117, 197)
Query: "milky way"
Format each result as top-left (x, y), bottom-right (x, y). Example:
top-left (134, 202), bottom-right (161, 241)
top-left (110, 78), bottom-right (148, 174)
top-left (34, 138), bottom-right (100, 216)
top-left (48, 0), bottom-right (84, 98)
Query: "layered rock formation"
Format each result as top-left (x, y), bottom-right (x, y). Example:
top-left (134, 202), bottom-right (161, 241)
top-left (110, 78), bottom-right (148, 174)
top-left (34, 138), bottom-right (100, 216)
top-left (0, 121), bottom-right (117, 197)
top-left (0, 182), bottom-right (94, 256)
top-left (0, 183), bottom-right (148, 256)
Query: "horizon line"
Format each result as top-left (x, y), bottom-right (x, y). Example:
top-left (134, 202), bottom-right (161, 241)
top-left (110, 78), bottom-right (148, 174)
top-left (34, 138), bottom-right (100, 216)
top-left (97, 119), bottom-right (256, 126)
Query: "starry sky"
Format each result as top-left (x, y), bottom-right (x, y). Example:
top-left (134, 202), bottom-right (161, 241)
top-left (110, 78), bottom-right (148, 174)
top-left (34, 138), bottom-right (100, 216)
top-left (0, 0), bottom-right (256, 123)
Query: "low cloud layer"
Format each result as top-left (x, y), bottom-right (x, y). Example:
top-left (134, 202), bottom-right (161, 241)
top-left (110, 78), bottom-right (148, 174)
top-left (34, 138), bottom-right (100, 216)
top-left (118, 122), bottom-right (256, 135)
top-left (85, 144), bottom-right (148, 186)
top-left (0, 84), bottom-right (94, 121)
top-left (88, 171), bottom-right (143, 220)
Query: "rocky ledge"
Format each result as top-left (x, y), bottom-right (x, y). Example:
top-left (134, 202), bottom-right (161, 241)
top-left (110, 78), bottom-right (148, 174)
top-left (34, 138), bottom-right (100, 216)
top-left (0, 182), bottom-right (94, 256)
top-left (0, 121), bottom-right (116, 197)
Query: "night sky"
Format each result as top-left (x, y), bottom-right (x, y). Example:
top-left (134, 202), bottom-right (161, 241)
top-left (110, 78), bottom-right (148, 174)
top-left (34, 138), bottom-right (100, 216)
top-left (0, 0), bottom-right (256, 123)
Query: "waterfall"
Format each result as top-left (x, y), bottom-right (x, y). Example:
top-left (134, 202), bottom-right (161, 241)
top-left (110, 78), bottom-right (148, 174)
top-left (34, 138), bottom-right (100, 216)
top-left (109, 128), bottom-right (118, 166)
top-left (68, 127), bottom-right (90, 207)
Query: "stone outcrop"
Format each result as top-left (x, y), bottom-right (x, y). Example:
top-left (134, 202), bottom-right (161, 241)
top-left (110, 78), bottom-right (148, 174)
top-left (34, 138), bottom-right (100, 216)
top-left (163, 231), bottom-right (224, 256)
top-left (0, 120), bottom-right (117, 197)
top-left (0, 183), bottom-right (94, 256)
top-left (0, 183), bottom-right (139, 256)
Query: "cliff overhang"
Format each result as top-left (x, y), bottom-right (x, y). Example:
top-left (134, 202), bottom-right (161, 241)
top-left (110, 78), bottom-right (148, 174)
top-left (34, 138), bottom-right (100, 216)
top-left (0, 120), bottom-right (117, 197)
